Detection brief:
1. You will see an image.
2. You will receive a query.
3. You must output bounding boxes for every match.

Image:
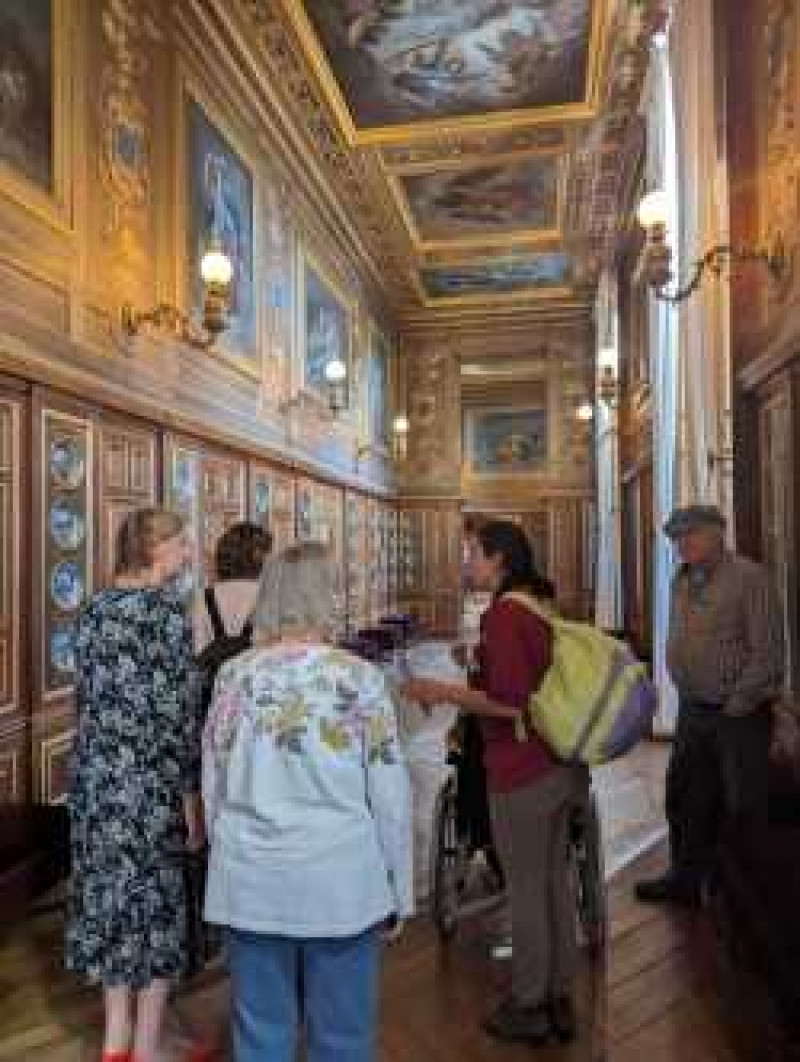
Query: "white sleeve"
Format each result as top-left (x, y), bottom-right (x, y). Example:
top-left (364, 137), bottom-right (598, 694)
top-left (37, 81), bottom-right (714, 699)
top-left (362, 666), bottom-right (414, 920)
top-left (201, 665), bottom-right (235, 845)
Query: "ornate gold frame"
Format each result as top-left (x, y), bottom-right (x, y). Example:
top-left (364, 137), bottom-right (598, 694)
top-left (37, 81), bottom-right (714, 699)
top-left (384, 148), bottom-right (566, 253)
top-left (363, 319), bottom-right (393, 456)
top-left (295, 242), bottom-right (355, 407)
top-left (412, 254), bottom-right (575, 310)
top-left (0, 0), bottom-right (74, 232)
top-left (175, 65), bottom-right (263, 382)
top-left (277, 0), bottom-right (611, 146)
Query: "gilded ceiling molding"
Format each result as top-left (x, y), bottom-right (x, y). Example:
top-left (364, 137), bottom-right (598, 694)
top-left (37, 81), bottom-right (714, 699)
top-left (234, 0), bottom-right (410, 304)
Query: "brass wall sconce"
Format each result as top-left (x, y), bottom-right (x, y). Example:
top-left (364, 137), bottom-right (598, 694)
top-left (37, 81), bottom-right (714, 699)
top-left (392, 413), bottom-right (410, 462)
top-left (122, 244), bottom-right (233, 349)
top-left (354, 413), bottom-right (410, 467)
top-left (637, 189), bottom-right (789, 304)
top-left (279, 357), bottom-right (349, 419)
top-left (597, 347), bottom-right (619, 408)
top-left (576, 400), bottom-right (595, 423)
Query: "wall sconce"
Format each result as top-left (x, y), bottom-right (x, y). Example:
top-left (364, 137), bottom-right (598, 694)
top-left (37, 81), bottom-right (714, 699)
top-left (637, 188), bottom-right (789, 304)
top-left (122, 242), bottom-right (233, 349)
top-left (279, 357), bottom-right (349, 419)
top-left (324, 357), bottom-right (348, 415)
top-left (576, 400), bottom-right (595, 423)
top-left (392, 413), bottom-right (410, 462)
top-left (597, 346), bottom-right (618, 408)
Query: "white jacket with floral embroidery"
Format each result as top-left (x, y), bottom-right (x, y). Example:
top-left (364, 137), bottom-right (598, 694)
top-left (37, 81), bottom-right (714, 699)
top-left (202, 643), bottom-right (413, 937)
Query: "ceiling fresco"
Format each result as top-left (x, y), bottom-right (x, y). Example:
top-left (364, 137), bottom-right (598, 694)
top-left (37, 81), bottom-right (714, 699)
top-left (236, 0), bottom-right (667, 324)
top-left (419, 252), bottom-right (572, 301)
top-left (398, 154), bottom-right (560, 245)
top-left (299, 0), bottom-right (595, 134)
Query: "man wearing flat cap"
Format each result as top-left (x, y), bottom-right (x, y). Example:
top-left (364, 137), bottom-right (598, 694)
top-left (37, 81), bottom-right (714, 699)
top-left (636, 504), bottom-right (785, 905)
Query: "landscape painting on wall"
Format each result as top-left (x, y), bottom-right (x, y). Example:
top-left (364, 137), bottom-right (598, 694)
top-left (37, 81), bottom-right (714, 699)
top-left (0, 0), bottom-right (53, 192)
top-left (367, 328), bottom-right (391, 446)
top-left (421, 252), bottom-right (572, 299)
top-left (186, 97), bottom-right (255, 352)
top-left (301, 0), bottom-right (592, 129)
top-left (304, 260), bottom-right (350, 397)
top-left (468, 408), bottom-right (548, 474)
top-left (402, 156), bottom-right (558, 241)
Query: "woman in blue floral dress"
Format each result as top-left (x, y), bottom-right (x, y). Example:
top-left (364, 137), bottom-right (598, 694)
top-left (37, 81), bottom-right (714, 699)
top-left (66, 508), bottom-right (204, 1062)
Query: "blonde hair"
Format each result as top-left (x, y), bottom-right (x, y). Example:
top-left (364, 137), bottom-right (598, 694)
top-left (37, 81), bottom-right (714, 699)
top-left (252, 541), bottom-right (340, 640)
top-left (114, 507), bottom-right (186, 577)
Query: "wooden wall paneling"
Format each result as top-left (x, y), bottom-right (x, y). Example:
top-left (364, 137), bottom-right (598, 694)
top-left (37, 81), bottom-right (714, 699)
top-left (386, 505), bottom-right (398, 612)
top-left (164, 435), bottom-right (247, 584)
top-left (249, 461), bottom-right (296, 550)
top-left (758, 375), bottom-right (797, 691)
top-left (0, 382), bottom-right (28, 802)
top-left (345, 491), bottom-right (369, 631)
top-left (32, 391), bottom-right (95, 803)
top-left (97, 417), bottom-right (159, 585)
top-left (200, 449), bottom-right (247, 581)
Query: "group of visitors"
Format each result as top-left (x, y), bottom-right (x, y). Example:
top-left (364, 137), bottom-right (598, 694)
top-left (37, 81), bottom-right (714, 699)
top-left (64, 498), bottom-right (785, 1062)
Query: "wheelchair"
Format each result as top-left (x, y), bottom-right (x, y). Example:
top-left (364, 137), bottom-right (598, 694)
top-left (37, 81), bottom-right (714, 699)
top-left (431, 718), bottom-right (606, 960)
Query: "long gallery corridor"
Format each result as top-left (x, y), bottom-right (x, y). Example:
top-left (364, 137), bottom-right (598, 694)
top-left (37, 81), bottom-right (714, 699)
top-left (2, 0), bottom-right (800, 1060)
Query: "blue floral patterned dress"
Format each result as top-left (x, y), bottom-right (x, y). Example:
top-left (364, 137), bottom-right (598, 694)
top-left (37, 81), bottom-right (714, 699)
top-left (65, 587), bottom-right (201, 987)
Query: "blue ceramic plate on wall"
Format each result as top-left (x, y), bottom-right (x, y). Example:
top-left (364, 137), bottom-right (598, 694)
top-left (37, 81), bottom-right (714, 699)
top-left (50, 438), bottom-right (85, 489)
top-left (50, 500), bottom-right (86, 550)
top-left (50, 561), bottom-right (85, 612)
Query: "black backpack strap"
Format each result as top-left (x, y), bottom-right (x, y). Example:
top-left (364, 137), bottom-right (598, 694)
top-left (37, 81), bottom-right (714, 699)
top-left (205, 587), bottom-right (226, 640)
top-left (241, 617), bottom-right (254, 641)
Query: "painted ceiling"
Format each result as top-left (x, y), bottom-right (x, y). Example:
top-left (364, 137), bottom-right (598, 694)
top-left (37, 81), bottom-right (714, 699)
top-left (234, 0), bottom-right (666, 327)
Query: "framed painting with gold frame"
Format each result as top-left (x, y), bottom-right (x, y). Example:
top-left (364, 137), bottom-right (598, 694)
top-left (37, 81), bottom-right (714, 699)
top-left (365, 321), bottom-right (392, 453)
top-left (296, 246), bottom-right (353, 406)
top-left (0, 0), bottom-right (73, 232)
top-left (175, 67), bottom-right (262, 380)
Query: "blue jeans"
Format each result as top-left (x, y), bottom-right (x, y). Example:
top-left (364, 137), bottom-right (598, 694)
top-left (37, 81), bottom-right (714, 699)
top-left (227, 928), bottom-right (380, 1062)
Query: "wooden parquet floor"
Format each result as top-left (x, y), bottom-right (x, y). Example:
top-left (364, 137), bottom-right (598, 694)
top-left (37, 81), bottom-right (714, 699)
top-left (0, 842), bottom-right (750, 1062)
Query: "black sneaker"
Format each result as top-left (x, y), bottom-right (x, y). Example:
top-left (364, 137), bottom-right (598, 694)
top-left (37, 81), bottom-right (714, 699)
top-left (549, 995), bottom-right (577, 1044)
top-left (634, 874), bottom-right (701, 907)
top-left (482, 998), bottom-right (551, 1046)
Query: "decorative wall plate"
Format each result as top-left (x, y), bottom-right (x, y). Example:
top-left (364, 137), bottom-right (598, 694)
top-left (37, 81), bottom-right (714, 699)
top-left (51, 627), bottom-right (77, 674)
top-left (50, 561), bottom-right (85, 612)
top-left (50, 438), bottom-right (86, 489)
top-left (50, 500), bottom-right (86, 550)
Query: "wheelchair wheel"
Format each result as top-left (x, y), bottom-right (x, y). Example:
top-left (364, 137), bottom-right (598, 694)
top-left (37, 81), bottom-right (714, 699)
top-left (573, 790), bottom-right (606, 960)
top-left (431, 775), bottom-right (462, 942)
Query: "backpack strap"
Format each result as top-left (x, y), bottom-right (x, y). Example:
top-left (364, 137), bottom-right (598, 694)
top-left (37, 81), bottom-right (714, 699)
top-left (204, 587), bottom-right (226, 640)
top-left (502, 591), bottom-right (554, 623)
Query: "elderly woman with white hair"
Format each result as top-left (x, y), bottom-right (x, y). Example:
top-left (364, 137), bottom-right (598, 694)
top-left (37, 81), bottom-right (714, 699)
top-left (202, 541), bottom-right (413, 1062)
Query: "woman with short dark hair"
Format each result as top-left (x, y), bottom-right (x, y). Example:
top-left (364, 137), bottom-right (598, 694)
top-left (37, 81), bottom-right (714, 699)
top-left (402, 519), bottom-right (584, 1048)
top-left (195, 521), bottom-right (273, 653)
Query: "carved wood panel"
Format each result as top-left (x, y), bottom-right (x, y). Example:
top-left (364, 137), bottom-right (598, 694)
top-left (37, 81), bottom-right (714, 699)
top-left (32, 396), bottom-right (95, 803)
top-left (201, 452), bottom-right (247, 580)
top-left (0, 386), bottom-right (27, 803)
top-left (164, 436), bottom-right (246, 584)
top-left (759, 380), bottom-right (797, 690)
top-left (345, 491), bottom-right (369, 631)
top-left (98, 420), bottom-right (158, 584)
top-left (0, 396), bottom-right (21, 721)
top-left (249, 461), bottom-right (296, 550)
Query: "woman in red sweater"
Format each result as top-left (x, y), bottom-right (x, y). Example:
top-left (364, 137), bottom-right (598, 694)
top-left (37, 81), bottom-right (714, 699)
top-left (402, 520), bottom-right (585, 1047)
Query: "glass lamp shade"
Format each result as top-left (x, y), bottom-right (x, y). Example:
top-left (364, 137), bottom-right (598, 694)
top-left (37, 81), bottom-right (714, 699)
top-left (324, 358), bottom-right (347, 384)
top-left (200, 247), bottom-right (234, 288)
top-left (392, 413), bottom-right (410, 435)
top-left (576, 401), bottom-right (595, 423)
top-left (637, 188), bottom-right (669, 231)
top-left (598, 346), bottom-right (617, 374)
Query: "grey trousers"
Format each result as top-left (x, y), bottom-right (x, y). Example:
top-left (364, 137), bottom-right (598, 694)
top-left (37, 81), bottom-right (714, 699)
top-left (489, 765), bottom-right (583, 1007)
